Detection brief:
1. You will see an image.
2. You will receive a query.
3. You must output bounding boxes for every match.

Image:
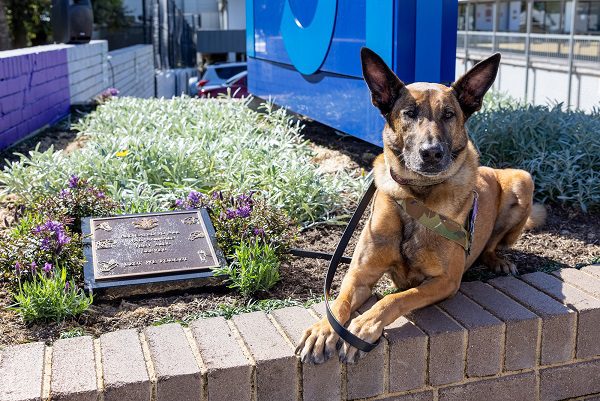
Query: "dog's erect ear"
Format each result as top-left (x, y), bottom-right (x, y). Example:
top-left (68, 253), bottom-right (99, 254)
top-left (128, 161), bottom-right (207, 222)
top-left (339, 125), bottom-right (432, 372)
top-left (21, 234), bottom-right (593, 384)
top-left (452, 53), bottom-right (501, 119)
top-left (361, 47), bottom-right (405, 115)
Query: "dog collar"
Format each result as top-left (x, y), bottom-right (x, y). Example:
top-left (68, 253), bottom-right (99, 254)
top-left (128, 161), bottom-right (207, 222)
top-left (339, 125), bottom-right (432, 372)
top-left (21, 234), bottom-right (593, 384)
top-left (389, 168), bottom-right (448, 187)
top-left (396, 191), bottom-right (478, 255)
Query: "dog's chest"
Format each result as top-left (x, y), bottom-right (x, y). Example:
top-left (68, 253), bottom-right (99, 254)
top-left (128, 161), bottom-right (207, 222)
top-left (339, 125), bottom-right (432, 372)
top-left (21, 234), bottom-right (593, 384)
top-left (398, 210), bottom-right (434, 272)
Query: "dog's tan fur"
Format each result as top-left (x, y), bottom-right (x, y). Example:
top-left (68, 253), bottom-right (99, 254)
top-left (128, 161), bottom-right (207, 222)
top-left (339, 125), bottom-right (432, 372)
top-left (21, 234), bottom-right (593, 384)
top-left (297, 49), bottom-right (545, 364)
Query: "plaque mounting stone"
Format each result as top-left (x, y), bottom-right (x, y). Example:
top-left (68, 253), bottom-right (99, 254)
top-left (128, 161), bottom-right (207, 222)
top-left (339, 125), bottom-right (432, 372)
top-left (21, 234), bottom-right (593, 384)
top-left (82, 209), bottom-right (226, 298)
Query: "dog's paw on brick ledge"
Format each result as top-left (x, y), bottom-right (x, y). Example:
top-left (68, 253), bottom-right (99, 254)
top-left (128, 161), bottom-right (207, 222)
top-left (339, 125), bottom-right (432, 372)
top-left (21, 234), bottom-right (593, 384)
top-left (2, 267), bottom-right (600, 401)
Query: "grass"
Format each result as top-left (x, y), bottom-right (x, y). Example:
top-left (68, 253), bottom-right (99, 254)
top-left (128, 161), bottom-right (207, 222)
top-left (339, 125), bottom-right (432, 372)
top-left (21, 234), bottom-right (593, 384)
top-left (152, 295), bottom-right (323, 326)
top-left (0, 96), bottom-right (365, 225)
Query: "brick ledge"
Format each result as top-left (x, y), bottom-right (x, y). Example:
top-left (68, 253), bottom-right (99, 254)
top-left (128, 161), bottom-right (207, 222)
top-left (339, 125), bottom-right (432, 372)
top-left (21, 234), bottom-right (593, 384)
top-left (1, 266), bottom-right (600, 401)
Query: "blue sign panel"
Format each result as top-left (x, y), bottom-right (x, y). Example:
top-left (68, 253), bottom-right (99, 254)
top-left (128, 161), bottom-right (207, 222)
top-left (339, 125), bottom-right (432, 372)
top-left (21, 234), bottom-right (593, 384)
top-left (247, 0), bottom-right (458, 146)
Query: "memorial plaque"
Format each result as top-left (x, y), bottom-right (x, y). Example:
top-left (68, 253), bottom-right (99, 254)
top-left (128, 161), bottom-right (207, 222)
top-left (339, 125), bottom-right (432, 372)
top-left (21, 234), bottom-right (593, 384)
top-left (82, 209), bottom-right (226, 298)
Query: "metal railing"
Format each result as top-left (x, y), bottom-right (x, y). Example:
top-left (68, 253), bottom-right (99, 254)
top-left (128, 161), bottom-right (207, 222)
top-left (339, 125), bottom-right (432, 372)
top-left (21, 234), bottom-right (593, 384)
top-left (458, 31), bottom-right (600, 64)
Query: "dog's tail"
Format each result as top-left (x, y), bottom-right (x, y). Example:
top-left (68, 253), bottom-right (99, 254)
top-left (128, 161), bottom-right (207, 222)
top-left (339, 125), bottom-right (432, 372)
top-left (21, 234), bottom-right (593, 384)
top-left (525, 203), bottom-right (547, 230)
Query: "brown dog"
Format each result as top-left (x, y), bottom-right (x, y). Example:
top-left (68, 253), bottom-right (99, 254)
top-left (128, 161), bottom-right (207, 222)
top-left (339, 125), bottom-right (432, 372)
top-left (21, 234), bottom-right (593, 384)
top-left (297, 48), bottom-right (546, 364)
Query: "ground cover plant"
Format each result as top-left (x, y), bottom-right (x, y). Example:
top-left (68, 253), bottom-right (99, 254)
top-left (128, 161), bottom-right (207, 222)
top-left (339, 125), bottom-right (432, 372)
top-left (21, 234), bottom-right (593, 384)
top-left (0, 97), bottom-right (364, 224)
top-left (469, 93), bottom-right (600, 212)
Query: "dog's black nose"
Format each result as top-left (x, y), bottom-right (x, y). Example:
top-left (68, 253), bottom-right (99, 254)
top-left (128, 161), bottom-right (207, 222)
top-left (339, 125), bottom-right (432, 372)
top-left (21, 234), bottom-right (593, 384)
top-left (419, 143), bottom-right (444, 163)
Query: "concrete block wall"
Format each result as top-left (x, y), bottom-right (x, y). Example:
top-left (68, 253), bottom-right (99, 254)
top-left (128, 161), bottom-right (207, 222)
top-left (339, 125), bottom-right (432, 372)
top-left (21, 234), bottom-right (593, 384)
top-left (67, 40), bottom-right (109, 105)
top-left (2, 267), bottom-right (600, 401)
top-left (0, 41), bottom-right (155, 150)
top-left (108, 45), bottom-right (154, 99)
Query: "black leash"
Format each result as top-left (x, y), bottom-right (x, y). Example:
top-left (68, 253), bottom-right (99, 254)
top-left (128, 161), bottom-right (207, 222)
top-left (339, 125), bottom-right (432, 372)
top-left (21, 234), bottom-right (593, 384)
top-left (323, 177), bottom-right (379, 352)
top-left (288, 176), bottom-right (378, 352)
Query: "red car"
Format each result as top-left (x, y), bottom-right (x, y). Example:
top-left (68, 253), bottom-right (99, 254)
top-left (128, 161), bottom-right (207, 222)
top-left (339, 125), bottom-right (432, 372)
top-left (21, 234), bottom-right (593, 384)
top-left (198, 71), bottom-right (248, 98)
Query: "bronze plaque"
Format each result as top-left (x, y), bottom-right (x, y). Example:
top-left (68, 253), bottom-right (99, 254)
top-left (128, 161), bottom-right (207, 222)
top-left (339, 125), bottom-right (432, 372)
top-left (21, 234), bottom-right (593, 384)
top-left (89, 210), bottom-right (220, 281)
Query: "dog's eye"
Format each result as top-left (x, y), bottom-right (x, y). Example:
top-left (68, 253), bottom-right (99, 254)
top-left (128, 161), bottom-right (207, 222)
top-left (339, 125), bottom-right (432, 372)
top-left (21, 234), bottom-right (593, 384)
top-left (404, 109), bottom-right (417, 119)
top-left (443, 110), bottom-right (455, 120)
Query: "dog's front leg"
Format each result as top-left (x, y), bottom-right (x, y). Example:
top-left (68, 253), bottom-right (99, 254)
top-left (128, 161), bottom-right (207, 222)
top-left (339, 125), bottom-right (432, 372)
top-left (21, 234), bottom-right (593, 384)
top-left (295, 261), bottom-right (384, 364)
top-left (340, 253), bottom-right (465, 363)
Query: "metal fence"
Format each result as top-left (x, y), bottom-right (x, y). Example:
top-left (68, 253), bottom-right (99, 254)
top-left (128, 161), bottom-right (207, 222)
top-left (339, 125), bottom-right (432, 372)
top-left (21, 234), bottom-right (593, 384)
top-left (457, 0), bottom-right (600, 107)
top-left (459, 31), bottom-right (600, 63)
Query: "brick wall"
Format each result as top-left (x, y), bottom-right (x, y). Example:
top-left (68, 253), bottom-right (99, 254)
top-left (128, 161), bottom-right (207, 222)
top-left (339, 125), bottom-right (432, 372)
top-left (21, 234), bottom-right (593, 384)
top-left (0, 42), bottom-right (155, 151)
top-left (0, 45), bottom-right (70, 150)
top-left (2, 266), bottom-right (600, 401)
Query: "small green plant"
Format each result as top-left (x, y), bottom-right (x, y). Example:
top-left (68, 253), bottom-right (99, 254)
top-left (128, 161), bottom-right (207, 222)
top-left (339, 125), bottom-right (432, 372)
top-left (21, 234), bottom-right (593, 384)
top-left (59, 327), bottom-right (86, 339)
top-left (214, 239), bottom-right (281, 298)
top-left (10, 266), bottom-right (93, 323)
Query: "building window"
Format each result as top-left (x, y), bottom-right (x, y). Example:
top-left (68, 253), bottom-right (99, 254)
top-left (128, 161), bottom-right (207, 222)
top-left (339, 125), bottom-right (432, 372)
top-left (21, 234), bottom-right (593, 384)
top-left (497, 1), bottom-right (528, 32)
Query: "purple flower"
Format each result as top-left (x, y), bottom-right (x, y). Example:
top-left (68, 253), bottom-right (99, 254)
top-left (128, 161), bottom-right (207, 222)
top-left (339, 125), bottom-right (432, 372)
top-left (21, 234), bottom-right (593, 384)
top-left (109, 88), bottom-right (119, 96)
top-left (30, 261), bottom-right (37, 275)
top-left (68, 175), bottom-right (80, 189)
top-left (96, 191), bottom-right (105, 199)
top-left (64, 281), bottom-right (70, 291)
top-left (225, 208), bottom-right (238, 219)
top-left (236, 205), bottom-right (252, 218)
top-left (43, 262), bottom-right (53, 273)
top-left (211, 191), bottom-right (222, 200)
top-left (175, 199), bottom-right (184, 208)
top-left (187, 191), bottom-right (202, 205)
top-left (59, 189), bottom-right (70, 197)
top-left (14, 262), bottom-right (22, 275)
top-left (34, 220), bottom-right (71, 253)
top-left (253, 228), bottom-right (265, 236)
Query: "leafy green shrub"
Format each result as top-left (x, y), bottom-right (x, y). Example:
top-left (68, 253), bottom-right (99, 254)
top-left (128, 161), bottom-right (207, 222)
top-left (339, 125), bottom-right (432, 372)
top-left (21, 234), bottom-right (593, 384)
top-left (0, 176), bottom-right (117, 284)
top-left (35, 175), bottom-right (119, 231)
top-left (175, 190), bottom-right (297, 257)
top-left (0, 97), bottom-right (365, 225)
top-left (214, 240), bottom-right (281, 297)
top-left (9, 266), bottom-right (93, 323)
top-left (469, 95), bottom-right (600, 211)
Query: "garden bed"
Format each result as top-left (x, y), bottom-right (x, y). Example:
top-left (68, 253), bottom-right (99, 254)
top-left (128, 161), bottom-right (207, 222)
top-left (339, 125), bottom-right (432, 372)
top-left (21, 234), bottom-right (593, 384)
top-left (0, 96), bottom-right (598, 347)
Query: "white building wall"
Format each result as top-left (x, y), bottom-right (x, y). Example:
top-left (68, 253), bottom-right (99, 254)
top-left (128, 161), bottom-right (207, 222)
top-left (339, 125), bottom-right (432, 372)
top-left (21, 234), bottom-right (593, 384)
top-left (227, 0), bottom-right (246, 30)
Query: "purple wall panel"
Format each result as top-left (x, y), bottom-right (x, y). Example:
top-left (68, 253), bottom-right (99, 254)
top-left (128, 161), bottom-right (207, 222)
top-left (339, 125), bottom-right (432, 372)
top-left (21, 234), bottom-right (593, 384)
top-left (0, 48), bottom-right (70, 150)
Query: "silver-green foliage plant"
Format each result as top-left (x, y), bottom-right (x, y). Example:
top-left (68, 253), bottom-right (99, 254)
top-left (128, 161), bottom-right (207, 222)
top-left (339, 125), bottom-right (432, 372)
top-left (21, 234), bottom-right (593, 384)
top-left (0, 97), bottom-right (365, 224)
top-left (469, 93), bottom-right (600, 212)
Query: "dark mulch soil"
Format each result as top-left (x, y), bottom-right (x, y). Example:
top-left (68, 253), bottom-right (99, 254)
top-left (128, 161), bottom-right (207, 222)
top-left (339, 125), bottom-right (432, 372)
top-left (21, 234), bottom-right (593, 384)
top-left (0, 114), bottom-right (598, 347)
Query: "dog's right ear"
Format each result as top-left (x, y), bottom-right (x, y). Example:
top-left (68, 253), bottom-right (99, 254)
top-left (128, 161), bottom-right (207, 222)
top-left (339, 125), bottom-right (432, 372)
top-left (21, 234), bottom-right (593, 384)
top-left (361, 47), bottom-right (405, 115)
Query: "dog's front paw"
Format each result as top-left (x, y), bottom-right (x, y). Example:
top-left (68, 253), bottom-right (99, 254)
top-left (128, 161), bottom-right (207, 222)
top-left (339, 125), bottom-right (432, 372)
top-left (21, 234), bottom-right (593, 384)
top-left (339, 313), bottom-right (384, 364)
top-left (481, 251), bottom-right (519, 275)
top-left (295, 318), bottom-right (339, 364)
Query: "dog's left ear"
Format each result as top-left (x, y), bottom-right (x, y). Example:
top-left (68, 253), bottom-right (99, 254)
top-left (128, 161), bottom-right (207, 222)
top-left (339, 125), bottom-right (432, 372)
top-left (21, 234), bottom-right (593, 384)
top-left (361, 47), bottom-right (405, 115)
top-left (452, 53), bottom-right (501, 119)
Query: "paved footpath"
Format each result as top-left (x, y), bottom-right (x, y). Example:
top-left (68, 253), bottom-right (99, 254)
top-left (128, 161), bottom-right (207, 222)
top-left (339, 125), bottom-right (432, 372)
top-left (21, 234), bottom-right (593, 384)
top-left (2, 267), bottom-right (600, 401)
